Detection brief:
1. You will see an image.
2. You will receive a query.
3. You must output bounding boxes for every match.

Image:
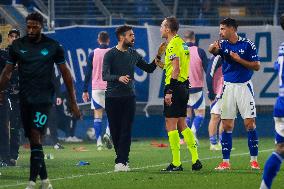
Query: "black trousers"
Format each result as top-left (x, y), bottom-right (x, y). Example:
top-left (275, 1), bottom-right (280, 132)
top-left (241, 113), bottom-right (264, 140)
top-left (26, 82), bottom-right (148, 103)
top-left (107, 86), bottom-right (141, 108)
top-left (0, 94), bottom-right (9, 160)
top-left (9, 96), bottom-right (21, 159)
top-left (105, 96), bottom-right (135, 164)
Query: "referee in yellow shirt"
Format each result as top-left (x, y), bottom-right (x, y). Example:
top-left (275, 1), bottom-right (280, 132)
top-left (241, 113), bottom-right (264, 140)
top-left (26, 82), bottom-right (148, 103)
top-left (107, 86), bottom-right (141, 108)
top-left (158, 17), bottom-right (202, 171)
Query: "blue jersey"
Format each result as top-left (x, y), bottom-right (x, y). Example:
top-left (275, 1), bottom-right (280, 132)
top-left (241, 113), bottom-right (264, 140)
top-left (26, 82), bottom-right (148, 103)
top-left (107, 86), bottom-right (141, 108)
top-left (273, 42), bottom-right (284, 117)
top-left (219, 36), bottom-right (260, 83)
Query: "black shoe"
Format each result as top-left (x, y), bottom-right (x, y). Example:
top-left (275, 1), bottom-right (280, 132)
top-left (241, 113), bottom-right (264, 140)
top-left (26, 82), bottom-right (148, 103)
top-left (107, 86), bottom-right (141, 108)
top-left (192, 160), bottom-right (202, 171)
top-left (161, 163), bottom-right (183, 172)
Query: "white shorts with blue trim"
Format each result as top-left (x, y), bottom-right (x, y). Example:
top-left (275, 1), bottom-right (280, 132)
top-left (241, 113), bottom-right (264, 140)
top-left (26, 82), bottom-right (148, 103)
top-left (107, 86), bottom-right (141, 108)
top-left (274, 117), bottom-right (284, 144)
top-left (210, 97), bottom-right (222, 115)
top-left (221, 80), bottom-right (256, 119)
top-left (91, 89), bottom-right (106, 110)
top-left (187, 91), bottom-right (205, 110)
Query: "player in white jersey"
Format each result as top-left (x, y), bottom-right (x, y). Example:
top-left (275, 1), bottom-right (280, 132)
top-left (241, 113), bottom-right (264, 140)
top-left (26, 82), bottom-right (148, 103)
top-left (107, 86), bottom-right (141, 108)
top-left (260, 14), bottom-right (284, 189)
top-left (206, 55), bottom-right (224, 150)
top-left (209, 18), bottom-right (261, 170)
top-left (183, 30), bottom-right (208, 144)
top-left (82, 31), bottom-right (112, 151)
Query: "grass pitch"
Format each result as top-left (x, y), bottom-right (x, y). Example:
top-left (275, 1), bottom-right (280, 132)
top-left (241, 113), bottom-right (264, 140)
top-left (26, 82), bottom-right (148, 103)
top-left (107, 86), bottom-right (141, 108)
top-left (0, 138), bottom-right (282, 189)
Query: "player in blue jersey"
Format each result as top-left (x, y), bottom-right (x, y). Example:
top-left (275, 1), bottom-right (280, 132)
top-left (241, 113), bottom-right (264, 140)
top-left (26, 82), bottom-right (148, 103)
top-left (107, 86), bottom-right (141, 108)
top-left (208, 18), bottom-right (261, 170)
top-left (259, 14), bottom-right (284, 189)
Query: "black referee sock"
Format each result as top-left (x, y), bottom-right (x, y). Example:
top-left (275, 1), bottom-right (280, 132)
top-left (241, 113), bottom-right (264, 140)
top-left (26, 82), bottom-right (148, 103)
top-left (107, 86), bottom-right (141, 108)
top-left (29, 145), bottom-right (44, 182)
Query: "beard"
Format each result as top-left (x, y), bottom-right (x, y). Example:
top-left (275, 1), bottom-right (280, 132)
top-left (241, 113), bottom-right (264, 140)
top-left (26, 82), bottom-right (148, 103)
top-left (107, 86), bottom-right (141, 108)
top-left (27, 33), bottom-right (40, 42)
top-left (123, 40), bottom-right (134, 49)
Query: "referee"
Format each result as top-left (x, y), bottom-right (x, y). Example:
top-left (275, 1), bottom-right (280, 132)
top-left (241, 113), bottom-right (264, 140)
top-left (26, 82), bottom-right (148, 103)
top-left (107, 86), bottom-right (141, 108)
top-left (103, 25), bottom-right (160, 172)
top-left (159, 17), bottom-right (202, 171)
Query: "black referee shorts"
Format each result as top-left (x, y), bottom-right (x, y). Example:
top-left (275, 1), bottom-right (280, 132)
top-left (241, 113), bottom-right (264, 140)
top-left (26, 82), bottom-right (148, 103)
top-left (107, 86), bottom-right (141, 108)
top-left (20, 101), bottom-right (52, 138)
top-left (163, 81), bottom-right (189, 118)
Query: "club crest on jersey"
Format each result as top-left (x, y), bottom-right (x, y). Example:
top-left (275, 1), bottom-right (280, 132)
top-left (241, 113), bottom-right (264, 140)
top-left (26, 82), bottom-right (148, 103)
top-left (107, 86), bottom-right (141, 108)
top-left (40, 48), bottom-right (49, 56)
top-left (20, 49), bottom-right (27, 54)
top-left (239, 49), bottom-right (244, 54)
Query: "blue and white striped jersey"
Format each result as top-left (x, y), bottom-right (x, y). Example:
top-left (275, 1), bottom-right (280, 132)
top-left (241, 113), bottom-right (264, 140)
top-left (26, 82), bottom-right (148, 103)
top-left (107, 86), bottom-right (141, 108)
top-left (273, 42), bottom-right (284, 117)
top-left (275, 42), bottom-right (284, 97)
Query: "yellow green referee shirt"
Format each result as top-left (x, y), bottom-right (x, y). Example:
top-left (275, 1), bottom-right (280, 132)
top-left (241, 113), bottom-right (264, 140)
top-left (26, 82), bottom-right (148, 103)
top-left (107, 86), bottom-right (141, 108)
top-left (164, 34), bottom-right (190, 85)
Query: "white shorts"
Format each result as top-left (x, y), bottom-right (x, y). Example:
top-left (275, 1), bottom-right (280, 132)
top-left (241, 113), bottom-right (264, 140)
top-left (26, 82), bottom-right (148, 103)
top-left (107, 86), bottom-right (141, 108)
top-left (91, 89), bottom-right (106, 110)
top-left (221, 80), bottom-right (256, 119)
top-left (187, 91), bottom-right (205, 110)
top-left (275, 117), bottom-right (284, 138)
top-left (210, 97), bottom-right (222, 115)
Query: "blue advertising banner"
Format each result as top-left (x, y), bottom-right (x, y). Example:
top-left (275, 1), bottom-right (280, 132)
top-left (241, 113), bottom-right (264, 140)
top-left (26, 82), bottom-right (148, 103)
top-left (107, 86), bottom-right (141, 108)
top-left (46, 26), bottom-right (150, 103)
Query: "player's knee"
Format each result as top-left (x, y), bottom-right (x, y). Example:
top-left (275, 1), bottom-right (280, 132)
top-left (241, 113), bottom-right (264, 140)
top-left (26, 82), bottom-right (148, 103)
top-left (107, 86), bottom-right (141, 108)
top-left (221, 120), bottom-right (234, 131)
top-left (244, 118), bottom-right (256, 130)
top-left (210, 114), bottom-right (220, 123)
top-left (29, 129), bottom-right (42, 145)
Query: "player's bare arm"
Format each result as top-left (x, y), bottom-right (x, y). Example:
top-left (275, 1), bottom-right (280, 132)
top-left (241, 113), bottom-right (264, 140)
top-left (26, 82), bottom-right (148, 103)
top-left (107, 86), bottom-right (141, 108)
top-left (157, 42), bottom-right (167, 58)
top-left (58, 63), bottom-right (81, 119)
top-left (229, 51), bottom-right (261, 71)
top-left (0, 64), bottom-right (14, 91)
top-left (154, 42), bottom-right (167, 69)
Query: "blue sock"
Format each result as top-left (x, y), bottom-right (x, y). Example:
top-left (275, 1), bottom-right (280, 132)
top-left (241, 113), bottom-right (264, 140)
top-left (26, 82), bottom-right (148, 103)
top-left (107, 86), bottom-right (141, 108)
top-left (221, 131), bottom-right (232, 160)
top-left (210, 134), bottom-right (218, 145)
top-left (192, 115), bottom-right (204, 132)
top-left (219, 133), bottom-right (222, 144)
top-left (186, 117), bottom-right (191, 127)
top-left (248, 129), bottom-right (258, 157)
top-left (262, 152), bottom-right (283, 189)
top-left (94, 118), bottom-right (102, 140)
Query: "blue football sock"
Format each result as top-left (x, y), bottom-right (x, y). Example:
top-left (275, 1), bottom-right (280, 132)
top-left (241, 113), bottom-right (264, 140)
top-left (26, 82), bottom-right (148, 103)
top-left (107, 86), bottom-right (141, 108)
top-left (94, 118), bottom-right (102, 140)
top-left (248, 129), bottom-right (258, 157)
top-left (221, 131), bottom-right (232, 160)
top-left (210, 134), bottom-right (218, 145)
top-left (262, 152), bottom-right (283, 189)
top-left (186, 117), bottom-right (191, 127)
top-left (219, 133), bottom-right (222, 144)
top-left (192, 115), bottom-right (204, 132)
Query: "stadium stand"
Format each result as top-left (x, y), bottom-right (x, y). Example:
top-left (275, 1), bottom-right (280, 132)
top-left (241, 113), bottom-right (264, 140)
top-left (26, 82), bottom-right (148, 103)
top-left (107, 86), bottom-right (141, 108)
top-left (0, 0), bottom-right (284, 27)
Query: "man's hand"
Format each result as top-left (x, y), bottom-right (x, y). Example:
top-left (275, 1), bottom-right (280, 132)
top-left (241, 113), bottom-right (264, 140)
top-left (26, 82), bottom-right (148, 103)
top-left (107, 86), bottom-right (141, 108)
top-left (157, 42), bottom-right (167, 57)
top-left (82, 92), bottom-right (89, 103)
top-left (70, 102), bottom-right (82, 119)
top-left (208, 40), bottom-right (221, 54)
top-left (56, 98), bottom-right (62, 106)
top-left (230, 51), bottom-right (241, 62)
top-left (164, 93), bottom-right (172, 106)
top-left (155, 58), bottom-right (164, 69)
top-left (119, 75), bottom-right (131, 84)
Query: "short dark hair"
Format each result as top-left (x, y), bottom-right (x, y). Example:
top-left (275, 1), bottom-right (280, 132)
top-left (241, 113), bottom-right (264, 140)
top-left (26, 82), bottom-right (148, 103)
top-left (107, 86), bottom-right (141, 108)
top-left (183, 30), bottom-right (195, 40)
top-left (8, 29), bottom-right (20, 37)
top-left (280, 13), bottom-right (284, 30)
top-left (115, 25), bottom-right (133, 40)
top-left (26, 12), bottom-right (44, 26)
top-left (220, 18), bottom-right (238, 30)
top-left (165, 16), bottom-right (179, 32)
top-left (98, 31), bottom-right (109, 43)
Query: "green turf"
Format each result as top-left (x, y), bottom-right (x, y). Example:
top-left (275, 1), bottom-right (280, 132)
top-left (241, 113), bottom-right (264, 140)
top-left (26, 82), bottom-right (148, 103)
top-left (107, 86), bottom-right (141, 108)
top-left (0, 138), bottom-right (282, 189)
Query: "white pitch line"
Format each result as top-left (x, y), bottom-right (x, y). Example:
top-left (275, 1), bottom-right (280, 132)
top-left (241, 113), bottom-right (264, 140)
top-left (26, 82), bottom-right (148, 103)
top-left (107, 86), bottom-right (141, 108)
top-left (0, 148), bottom-right (274, 188)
